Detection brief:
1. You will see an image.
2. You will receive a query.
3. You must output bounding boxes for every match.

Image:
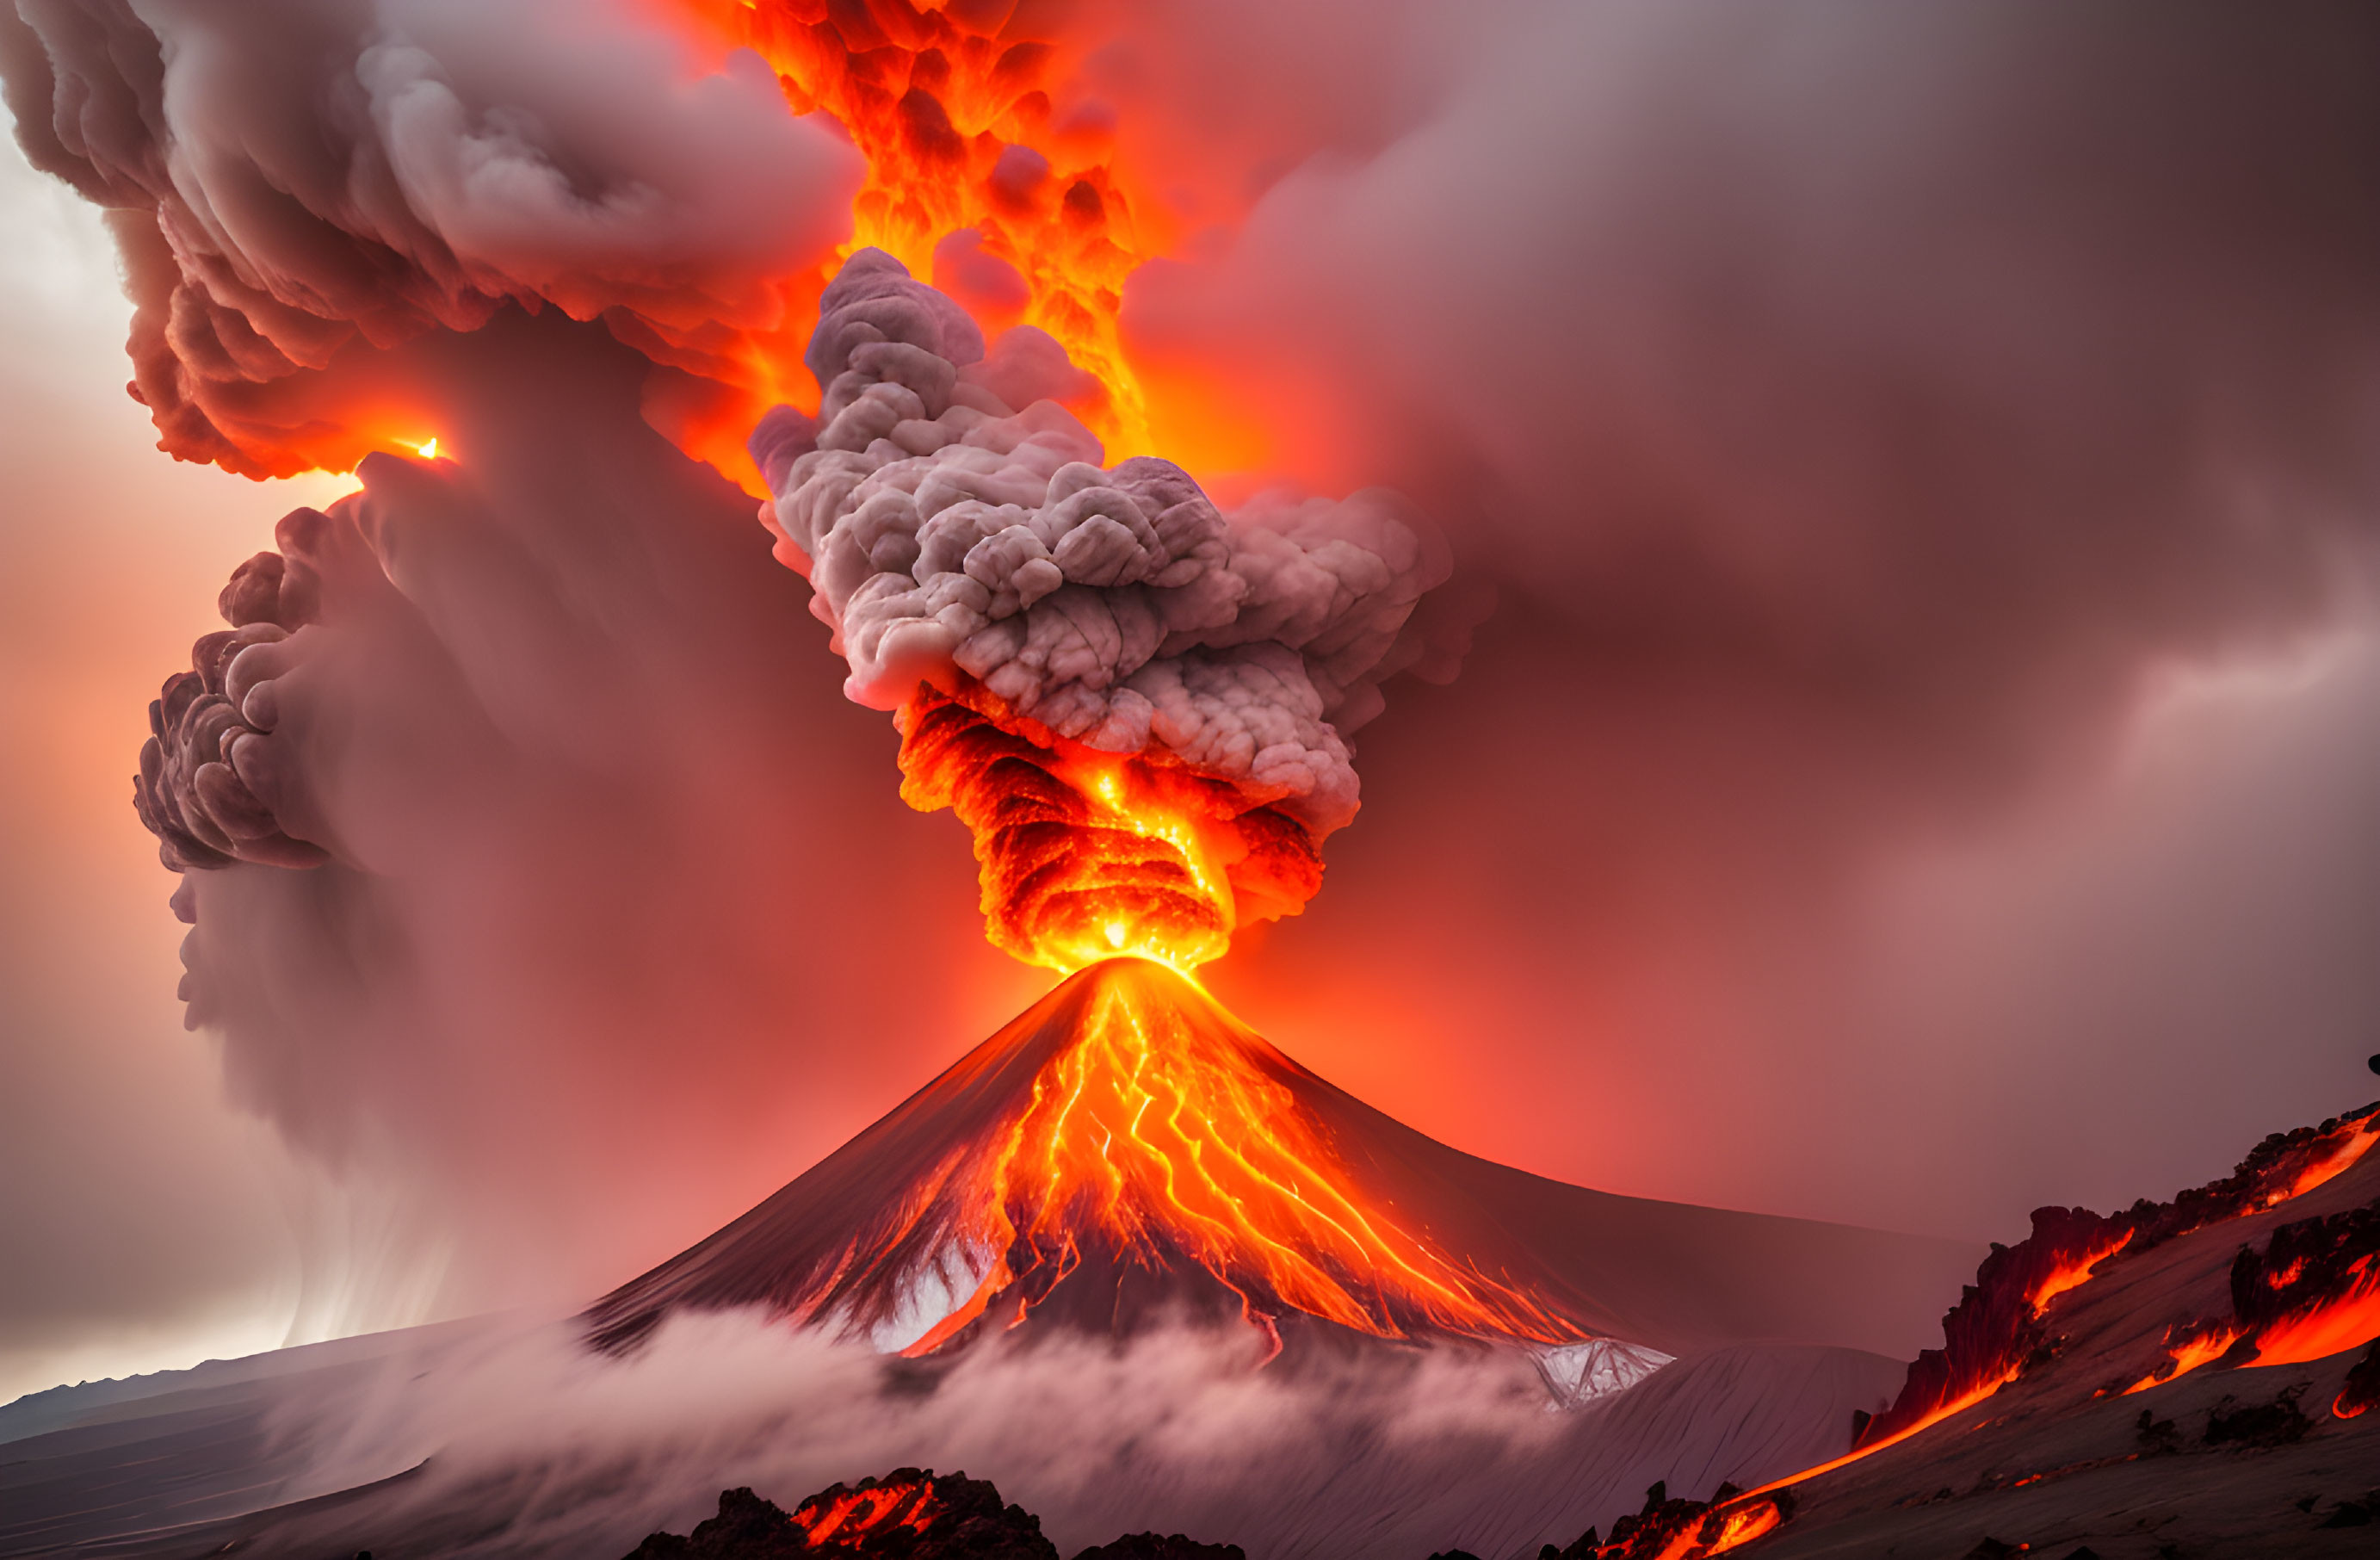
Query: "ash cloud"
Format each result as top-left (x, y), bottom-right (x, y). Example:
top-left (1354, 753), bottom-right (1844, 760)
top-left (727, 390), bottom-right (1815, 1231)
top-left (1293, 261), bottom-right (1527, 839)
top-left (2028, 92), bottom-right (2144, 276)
top-left (765, 251), bottom-right (1450, 833)
top-left (1102, 0), bottom-right (2380, 1229)
top-left (0, 0), bottom-right (859, 474)
top-left (128, 312), bottom-right (1015, 1321)
top-left (1123, 0), bottom-right (2380, 758)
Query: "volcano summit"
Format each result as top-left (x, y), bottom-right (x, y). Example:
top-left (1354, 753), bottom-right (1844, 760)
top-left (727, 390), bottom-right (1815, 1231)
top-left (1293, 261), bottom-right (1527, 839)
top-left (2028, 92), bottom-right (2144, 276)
top-left (587, 958), bottom-right (1970, 1366)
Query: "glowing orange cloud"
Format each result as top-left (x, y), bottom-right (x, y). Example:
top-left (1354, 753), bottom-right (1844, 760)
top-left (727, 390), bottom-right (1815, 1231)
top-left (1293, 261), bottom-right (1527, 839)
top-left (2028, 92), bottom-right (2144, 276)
top-left (676, 0), bottom-right (1157, 458)
top-left (896, 686), bottom-right (1323, 973)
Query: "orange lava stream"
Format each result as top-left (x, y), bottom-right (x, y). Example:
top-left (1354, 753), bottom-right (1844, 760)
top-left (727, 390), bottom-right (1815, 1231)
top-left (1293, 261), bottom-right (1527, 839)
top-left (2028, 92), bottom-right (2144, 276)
top-left (1744, 1368), bottom-right (2021, 1501)
top-left (2273, 1121), bottom-right (2378, 1204)
top-left (1634, 1496), bottom-right (1790, 1560)
top-left (2246, 1260), bottom-right (2380, 1368)
top-left (908, 960), bottom-right (1589, 1353)
top-left (1702, 1503), bottom-right (1785, 1553)
top-left (2121, 1326), bottom-right (2241, 1396)
top-left (677, 0), bottom-right (1154, 455)
top-left (2030, 1232), bottom-right (2133, 1315)
top-left (2119, 1119), bottom-right (2380, 1396)
top-left (1741, 1232), bottom-right (2132, 1498)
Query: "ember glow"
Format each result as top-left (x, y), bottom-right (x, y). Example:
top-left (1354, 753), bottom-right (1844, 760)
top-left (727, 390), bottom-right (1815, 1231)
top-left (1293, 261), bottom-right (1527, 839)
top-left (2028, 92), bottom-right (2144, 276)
top-left (790, 1476), bottom-right (940, 1546)
top-left (678, 0), bottom-right (1152, 453)
top-left (896, 686), bottom-right (1320, 972)
top-left (920, 957), bottom-right (1588, 1351)
top-left (585, 956), bottom-right (1606, 1359)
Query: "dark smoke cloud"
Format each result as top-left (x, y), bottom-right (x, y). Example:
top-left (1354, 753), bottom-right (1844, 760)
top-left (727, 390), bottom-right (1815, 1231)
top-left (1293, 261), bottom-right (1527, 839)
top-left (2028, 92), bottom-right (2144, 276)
top-left (767, 250), bottom-right (1451, 835)
top-left (143, 312), bottom-right (1035, 1317)
top-left (0, 0), bottom-right (859, 474)
top-left (1110, 0), bottom-right (2380, 1232)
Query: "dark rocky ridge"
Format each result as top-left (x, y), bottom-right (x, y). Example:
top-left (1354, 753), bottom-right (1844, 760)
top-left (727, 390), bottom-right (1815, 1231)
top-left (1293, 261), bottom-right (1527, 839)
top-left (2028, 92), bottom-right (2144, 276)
top-left (625, 1478), bottom-right (1241, 1560)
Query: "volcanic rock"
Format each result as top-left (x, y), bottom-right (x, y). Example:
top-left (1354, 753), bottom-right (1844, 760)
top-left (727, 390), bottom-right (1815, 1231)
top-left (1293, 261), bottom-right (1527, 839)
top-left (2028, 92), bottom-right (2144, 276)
top-left (1068, 1538), bottom-right (1242, 1560)
top-left (2335, 1340), bottom-right (2380, 1417)
top-left (1702, 1105), bottom-right (2380, 1559)
top-left (625, 1472), bottom-right (1055, 1560)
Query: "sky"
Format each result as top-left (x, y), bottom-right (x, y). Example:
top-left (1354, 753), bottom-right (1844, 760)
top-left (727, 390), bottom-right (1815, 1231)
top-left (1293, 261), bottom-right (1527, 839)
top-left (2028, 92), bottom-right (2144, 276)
top-left (0, 115), bottom-right (361, 1400)
top-left (4, 1), bottom-right (2380, 1408)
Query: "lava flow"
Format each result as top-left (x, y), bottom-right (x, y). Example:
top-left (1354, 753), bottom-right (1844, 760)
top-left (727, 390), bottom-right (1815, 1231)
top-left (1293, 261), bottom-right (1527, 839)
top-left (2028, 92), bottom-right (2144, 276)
top-left (915, 958), bottom-right (1587, 1351)
top-left (2123, 1192), bottom-right (2380, 1398)
top-left (589, 956), bottom-right (1594, 1356)
top-left (791, 1476), bottom-right (941, 1547)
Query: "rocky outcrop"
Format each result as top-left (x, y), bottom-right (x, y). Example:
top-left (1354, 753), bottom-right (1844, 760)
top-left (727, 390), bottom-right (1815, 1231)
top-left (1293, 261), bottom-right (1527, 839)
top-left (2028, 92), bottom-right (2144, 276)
top-left (625, 1472), bottom-right (1054, 1560)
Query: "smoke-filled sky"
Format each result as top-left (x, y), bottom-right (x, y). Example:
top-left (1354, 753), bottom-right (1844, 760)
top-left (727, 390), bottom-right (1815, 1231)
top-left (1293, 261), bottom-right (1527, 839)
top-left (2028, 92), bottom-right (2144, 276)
top-left (6, 0), bottom-right (2380, 1406)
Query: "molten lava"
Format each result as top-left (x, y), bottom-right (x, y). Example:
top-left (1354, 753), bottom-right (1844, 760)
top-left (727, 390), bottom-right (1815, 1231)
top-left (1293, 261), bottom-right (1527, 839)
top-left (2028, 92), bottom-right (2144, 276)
top-left (792, 1477), bottom-right (941, 1546)
top-left (680, 0), bottom-right (1153, 454)
top-left (1555, 1487), bottom-right (1798, 1560)
top-left (1717, 1105), bottom-right (2380, 1502)
top-left (584, 956), bottom-right (1722, 1357)
top-left (906, 956), bottom-right (1586, 1352)
top-left (2123, 1194), bottom-right (2380, 1395)
top-left (897, 686), bottom-right (1322, 972)
top-left (2122, 1322), bottom-right (2242, 1396)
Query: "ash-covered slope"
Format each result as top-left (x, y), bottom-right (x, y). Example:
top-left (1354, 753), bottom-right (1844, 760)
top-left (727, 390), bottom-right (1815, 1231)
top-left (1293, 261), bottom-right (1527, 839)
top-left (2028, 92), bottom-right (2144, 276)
top-left (587, 959), bottom-right (1971, 1361)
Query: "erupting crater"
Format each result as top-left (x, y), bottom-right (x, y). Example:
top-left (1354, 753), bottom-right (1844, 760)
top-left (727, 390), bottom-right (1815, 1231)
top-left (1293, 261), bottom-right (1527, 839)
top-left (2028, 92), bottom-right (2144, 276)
top-left (895, 688), bottom-right (1321, 973)
top-left (587, 958), bottom-right (1973, 1364)
top-left (592, 957), bottom-right (1592, 1356)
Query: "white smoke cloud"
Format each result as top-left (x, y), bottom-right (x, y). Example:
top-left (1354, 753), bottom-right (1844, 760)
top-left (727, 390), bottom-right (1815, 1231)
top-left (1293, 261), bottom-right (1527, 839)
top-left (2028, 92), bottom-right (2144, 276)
top-left (763, 251), bottom-right (1449, 834)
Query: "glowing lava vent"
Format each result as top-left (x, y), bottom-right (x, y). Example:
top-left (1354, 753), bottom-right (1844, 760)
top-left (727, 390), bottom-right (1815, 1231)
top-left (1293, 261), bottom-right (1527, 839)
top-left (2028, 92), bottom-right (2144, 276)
top-left (587, 959), bottom-right (1976, 1360)
top-left (752, 248), bottom-right (1447, 974)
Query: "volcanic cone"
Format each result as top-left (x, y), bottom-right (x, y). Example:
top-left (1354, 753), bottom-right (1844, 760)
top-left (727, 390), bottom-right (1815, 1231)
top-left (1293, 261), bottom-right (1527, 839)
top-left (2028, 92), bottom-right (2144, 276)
top-left (587, 960), bottom-right (1968, 1361)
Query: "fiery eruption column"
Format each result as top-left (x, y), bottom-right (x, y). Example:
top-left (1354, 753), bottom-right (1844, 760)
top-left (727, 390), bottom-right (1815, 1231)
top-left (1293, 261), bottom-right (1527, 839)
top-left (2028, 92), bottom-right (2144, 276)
top-left (760, 242), bottom-right (1444, 980)
top-left (106, 0), bottom-right (1567, 1359)
top-left (677, 0), bottom-right (1160, 455)
top-left (646, 4), bottom-right (1556, 1356)
top-left (726, 220), bottom-right (1529, 1346)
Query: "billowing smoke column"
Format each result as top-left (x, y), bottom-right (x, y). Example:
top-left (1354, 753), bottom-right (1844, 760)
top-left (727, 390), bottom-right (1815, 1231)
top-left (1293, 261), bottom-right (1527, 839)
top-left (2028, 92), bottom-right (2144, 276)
top-left (5, 0), bottom-right (1483, 1328)
top-left (133, 514), bottom-right (362, 873)
top-left (756, 251), bottom-right (1449, 969)
top-left (0, 0), bottom-right (861, 480)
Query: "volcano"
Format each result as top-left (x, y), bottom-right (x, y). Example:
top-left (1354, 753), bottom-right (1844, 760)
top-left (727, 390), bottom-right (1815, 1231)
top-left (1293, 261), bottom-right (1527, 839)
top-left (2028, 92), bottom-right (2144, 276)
top-left (587, 959), bottom-right (1969, 1364)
